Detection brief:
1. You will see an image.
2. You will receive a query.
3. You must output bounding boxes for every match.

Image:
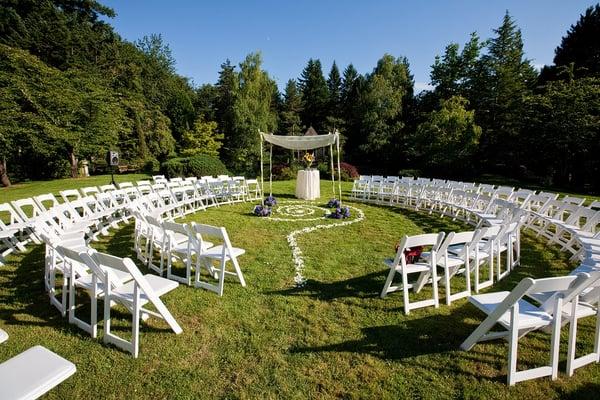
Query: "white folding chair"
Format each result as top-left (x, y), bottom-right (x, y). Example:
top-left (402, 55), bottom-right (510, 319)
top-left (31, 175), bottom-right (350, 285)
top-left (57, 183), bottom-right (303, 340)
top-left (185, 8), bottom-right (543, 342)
top-left (163, 221), bottom-right (213, 285)
top-left (461, 274), bottom-right (590, 385)
top-left (380, 233), bottom-right (445, 314)
top-left (192, 223), bottom-right (246, 296)
top-left (84, 251), bottom-right (182, 357)
top-left (57, 245), bottom-right (133, 338)
top-left (431, 230), bottom-right (476, 305)
top-left (0, 345), bottom-right (76, 399)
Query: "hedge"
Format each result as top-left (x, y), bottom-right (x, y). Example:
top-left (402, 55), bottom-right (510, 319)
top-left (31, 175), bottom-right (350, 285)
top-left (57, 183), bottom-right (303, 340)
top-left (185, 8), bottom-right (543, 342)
top-left (160, 154), bottom-right (229, 179)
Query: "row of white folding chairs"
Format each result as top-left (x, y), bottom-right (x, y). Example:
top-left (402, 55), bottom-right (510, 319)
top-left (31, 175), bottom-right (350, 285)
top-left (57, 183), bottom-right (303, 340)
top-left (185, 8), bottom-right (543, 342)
top-left (130, 208), bottom-right (246, 296)
top-left (150, 174), bottom-right (262, 204)
top-left (41, 233), bottom-right (182, 358)
top-left (381, 214), bottom-right (524, 311)
top-left (0, 175), bottom-right (261, 265)
top-left (359, 174), bottom-right (600, 384)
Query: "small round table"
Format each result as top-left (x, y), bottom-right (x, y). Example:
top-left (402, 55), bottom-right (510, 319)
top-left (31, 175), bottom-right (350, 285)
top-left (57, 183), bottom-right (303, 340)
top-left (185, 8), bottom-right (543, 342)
top-left (295, 169), bottom-right (320, 200)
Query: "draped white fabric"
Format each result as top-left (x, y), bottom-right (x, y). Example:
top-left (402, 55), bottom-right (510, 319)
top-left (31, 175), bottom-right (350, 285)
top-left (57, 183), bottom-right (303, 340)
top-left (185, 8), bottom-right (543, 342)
top-left (260, 132), bottom-right (338, 150)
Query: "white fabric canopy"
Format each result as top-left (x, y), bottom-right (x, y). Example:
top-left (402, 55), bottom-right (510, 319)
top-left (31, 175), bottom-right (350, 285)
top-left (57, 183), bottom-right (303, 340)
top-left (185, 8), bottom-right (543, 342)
top-left (259, 130), bottom-right (343, 204)
top-left (260, 132), bottom-right (338, 150)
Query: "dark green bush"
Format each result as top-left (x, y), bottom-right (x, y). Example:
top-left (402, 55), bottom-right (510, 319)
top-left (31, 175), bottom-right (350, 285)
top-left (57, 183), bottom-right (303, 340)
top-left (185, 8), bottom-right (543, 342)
top-left (161, 158), bottom-right (186, 178)
top-left (186, 154), bottom-right (229, 177)
top-left (143, 158), bottom-right (160, 174)
top-left (398, 169), bottom-right (421, 178)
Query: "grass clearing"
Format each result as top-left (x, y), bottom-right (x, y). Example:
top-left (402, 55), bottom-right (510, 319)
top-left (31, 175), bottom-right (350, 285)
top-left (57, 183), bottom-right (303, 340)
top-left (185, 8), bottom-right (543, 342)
top-left (0, 178), bottom-right (599, 398)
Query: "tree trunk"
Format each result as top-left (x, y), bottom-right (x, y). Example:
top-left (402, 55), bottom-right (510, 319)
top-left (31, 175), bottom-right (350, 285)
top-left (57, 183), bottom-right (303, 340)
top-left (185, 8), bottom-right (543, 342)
top-left (0, 157), bottom-right (11, 187)
top-left (70, 151), bottom-right (79, 178)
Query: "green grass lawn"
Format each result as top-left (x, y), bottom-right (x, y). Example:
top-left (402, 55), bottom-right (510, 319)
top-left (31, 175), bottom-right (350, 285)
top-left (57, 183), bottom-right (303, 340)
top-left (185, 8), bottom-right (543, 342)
top-left (0, 178), bottom-right (599, 399)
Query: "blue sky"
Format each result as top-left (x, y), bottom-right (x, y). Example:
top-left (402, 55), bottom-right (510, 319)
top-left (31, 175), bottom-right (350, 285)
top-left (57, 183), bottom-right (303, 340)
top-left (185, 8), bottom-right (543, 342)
top-left (101, 0), bottom-right (595, 91)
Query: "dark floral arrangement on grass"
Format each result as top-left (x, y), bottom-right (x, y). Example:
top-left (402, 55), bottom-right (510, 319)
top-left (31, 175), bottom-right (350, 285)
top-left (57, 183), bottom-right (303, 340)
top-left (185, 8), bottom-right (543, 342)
top-left (328, 206), bottom-right (351, 219)
top-left (326, 198), bottom-right (341, 208)
top-left (264, 195), bottom-right (277, 207)
top-left (253, 204), bottom-right (272, 217)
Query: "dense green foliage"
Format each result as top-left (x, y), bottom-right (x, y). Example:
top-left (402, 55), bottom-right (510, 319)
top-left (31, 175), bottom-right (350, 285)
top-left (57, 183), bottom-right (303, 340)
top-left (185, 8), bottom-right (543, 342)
top-left (1, 1), bottom-right (599, 192)
top-left (161, 154), bottom-right (229, 179)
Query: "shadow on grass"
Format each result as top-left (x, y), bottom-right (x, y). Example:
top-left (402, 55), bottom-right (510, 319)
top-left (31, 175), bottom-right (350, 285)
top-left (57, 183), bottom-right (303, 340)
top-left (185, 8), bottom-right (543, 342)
top-left (290, 317), bottom-right (460, 359)
top-left (267, 271), bottom-right (383, 300)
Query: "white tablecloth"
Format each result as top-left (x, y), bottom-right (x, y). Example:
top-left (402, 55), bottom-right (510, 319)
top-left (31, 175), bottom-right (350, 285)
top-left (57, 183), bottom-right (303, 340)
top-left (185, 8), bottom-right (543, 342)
top-left (295, 169), bottom-right (320, 200)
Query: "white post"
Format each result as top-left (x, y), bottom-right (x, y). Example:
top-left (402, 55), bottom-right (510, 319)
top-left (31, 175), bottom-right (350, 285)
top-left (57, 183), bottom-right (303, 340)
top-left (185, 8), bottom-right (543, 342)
top-left (329, 144), bottom-right (335, 197)
top-left (259, 131), bottom-right (264, 204)
top-left (336, 132), bottom-right (342, 204)
top-left (269, 144), bottom-right (273, 196)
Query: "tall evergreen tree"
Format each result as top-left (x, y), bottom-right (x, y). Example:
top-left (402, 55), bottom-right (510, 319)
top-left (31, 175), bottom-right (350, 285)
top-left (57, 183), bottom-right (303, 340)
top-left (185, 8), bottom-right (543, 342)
top-left (215, 59), bottom-right (239, 164)
top-left (553, 4), bottom-right (600, 79)
top-left (325, 61), bottom-right (344, 133)
top-left (280, 79), bottom-right (304, 136)
top-left (476, 12), bottom-right (537, 169)
top-left (340, 64), bottom-right (364, 162)
top-left (298, 59), bottom-right (329, 133)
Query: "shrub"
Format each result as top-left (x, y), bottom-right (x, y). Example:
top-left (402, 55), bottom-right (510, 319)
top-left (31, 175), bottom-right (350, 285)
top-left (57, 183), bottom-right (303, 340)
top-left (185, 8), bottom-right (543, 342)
top-left (317, 162), bottom-right (330, 176)
top-left (161, 158), bottom-right (186, 178)
top-left (186, 154), bottom-right (229, 177)
top-left (143, 158), bottom-right (160, 174)
top-left (398, 169), bottom-right (421, 178)
top-left (277, 166), bottom-right (297, 180)
top-left (338, 162), bottom-right (359, 181)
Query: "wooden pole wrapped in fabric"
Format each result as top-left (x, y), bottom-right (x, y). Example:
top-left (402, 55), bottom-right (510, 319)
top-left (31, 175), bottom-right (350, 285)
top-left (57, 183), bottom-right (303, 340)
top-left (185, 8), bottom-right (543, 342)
top-left (269, 144), bottom-right (273, 196)
top-left (336, 131), bottom-right (342, 205)
top-left (259, 131), bottom-right (264, 205)
top-left (330, 144), bottom-right (335, 196)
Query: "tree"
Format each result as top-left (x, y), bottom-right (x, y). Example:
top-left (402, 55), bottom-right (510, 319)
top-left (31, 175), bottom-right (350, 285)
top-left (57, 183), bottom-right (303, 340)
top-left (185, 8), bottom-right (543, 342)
top-left (414, 96), bottom-right (482, 175)
top-left (358, 55), bottom-right (413, 169)
top-left (522, 77), bottom-right (600, 189)
top-left (280, 79), bottom-right (303, 136)
top-left (553, 4), bottom-right (600, 79)
top-left (229, 52), bottom-right (278, 174)
top-left (430, 32), bottom-right (484, 102)
top-left (215, 59), bottom-right (239, 161)
top-left (298, 59), bottom-right (329, 132)
top-left (180, 117), bottom-right (223, 157)
top-left (325, 61), bottom-right (344, 132)
top-left (476, 12), bottom-right (537, 169)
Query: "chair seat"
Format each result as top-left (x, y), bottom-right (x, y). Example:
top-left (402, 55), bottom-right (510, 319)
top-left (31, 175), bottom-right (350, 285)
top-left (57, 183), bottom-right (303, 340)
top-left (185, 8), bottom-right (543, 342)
top-left (112, 274), bottom-right (179, 305)
top-left (201, 245), bottom-right (245, 259)
top-left (171, 241), bottom-right (214, 253)
top-left (469, 291), bottom-right (553, 329)
top-left (0, 345), bottom-right (76, 400)
top-left (383, 258), bottom-right (431, 273)
top-left (421, 251), bottom-right (465, 268)
top-left (527, 292), bottom-right (598, 319)
top-left (75, 267), bottom-right (132, 291)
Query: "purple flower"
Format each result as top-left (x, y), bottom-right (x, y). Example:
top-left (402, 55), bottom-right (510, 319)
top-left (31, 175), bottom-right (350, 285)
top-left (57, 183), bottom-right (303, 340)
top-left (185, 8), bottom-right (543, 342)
top-left (327, 198), bottom-right (341, 208)
top-left (253, 205), bottom-right (272, 217)
top-left (328, 206), bottom-right (350, 219)
top-left (264, 195), bottom-right (277, 206)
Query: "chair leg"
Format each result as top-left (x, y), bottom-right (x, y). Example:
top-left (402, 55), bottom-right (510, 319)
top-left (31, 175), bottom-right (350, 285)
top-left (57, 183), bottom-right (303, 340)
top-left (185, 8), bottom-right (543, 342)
top-left (507, 306), bottom-right (519, 386)
top-left (402, 268), bottom-right (410, 315)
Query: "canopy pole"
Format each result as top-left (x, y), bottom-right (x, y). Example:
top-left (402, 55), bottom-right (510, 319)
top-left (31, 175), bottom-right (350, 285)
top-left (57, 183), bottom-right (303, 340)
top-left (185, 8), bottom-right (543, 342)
top-left (260, 131), bottom-right (264, 204)
top-left (269, 143), bottom-right (273, 197)
top-left (336, 132), bottom-right (342, 205)
top-left (329, 144), bottom-right (335, 197)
